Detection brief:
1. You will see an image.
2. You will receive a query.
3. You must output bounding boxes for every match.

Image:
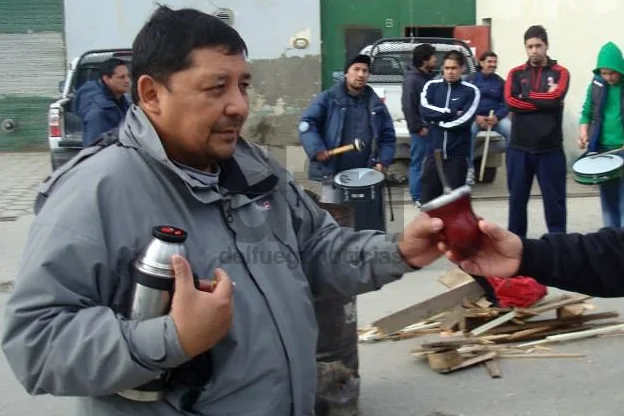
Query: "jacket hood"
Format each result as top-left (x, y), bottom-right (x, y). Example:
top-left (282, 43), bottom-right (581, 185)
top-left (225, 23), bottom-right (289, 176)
top-left (74, 80), bottom-right (114, 118)
top-left (119, 105), bottom-right (278, 196)
top-left (329, 80), bottom-right (373, 100)
top-left (594, 42), bottom-right (624, 75)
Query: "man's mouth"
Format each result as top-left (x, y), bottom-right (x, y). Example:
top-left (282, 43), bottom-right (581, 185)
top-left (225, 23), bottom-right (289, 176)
top-left (213, 129), bottom-right (239, 139)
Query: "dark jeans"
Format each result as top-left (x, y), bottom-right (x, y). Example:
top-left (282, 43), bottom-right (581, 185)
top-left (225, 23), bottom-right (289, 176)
top-left (597, 149), bottom-right (624, 227)
top-left (409, 132), bottom-right (428, 202)
top-left (420, 155), bottom-right (469, 204)
top-left (506, 147), bottom-right (567, 238)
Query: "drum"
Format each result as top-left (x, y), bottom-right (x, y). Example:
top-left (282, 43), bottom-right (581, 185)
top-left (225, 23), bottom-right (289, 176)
top-left (333, 168), bottom-right (386, 231)
top-left (572, 153), bottom-right (624, 185)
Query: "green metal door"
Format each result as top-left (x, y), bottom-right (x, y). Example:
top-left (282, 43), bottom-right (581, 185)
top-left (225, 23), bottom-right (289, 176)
top-left (320, 0), bottom-right (476, 89)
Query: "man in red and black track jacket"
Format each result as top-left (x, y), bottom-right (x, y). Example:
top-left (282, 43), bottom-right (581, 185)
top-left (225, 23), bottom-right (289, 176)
top-left (504, 25), bottom-right (571, 238)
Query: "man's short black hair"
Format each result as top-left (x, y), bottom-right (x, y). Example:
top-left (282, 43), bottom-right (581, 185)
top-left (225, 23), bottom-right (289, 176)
top-left (443, 50), bottom-right (465, 67)
top-left (479, 51), bottom-right (497, 61)
top-left (524, 25), bottom-right (548, 45)
top-left (130, 5), bottom-right (248, 104)
top-left (412, 44), bottom-right (436, 68)
top-left (100, 58), bottom-right (127, 78)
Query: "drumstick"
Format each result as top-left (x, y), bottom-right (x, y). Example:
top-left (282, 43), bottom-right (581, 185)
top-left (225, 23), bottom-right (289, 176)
top-left (327, 138), bottom-right (364, 156)
top-left (479, 110), bottom-right (495, 182)
top-left (588, 145), bottom-right (624, 158)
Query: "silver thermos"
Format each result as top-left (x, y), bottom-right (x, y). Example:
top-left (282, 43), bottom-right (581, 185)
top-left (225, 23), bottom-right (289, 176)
top-left (117, 225), bottom-right (189, 402)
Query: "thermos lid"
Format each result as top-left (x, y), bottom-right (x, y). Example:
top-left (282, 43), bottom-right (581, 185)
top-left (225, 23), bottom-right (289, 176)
top-left (135, 225), bottom-right (188, 278)
top-left (152, 226), bottom-right (188, 243)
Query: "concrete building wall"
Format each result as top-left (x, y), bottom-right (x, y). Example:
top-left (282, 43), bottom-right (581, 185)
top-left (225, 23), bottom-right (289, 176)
top-left (64, 0), bottom-right (322, 147)
top-left (477, 0), bottom-right (624, 164)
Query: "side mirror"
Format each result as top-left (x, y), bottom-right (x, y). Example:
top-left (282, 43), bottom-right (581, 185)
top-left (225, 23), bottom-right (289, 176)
top-left (58, 80), bottom-right (65, 93)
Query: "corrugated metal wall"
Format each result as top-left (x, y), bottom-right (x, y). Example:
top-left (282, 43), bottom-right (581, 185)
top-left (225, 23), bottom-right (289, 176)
top-left (0, 0), bottom-right (66, 151)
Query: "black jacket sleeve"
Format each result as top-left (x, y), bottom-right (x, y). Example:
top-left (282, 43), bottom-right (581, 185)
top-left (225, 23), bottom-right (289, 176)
top-left (517, 227), bottom-right (624, 297)
top-left (401, 72), bottom-right (427, 134)
top-left (504, 67), bottom-right (539, 113)
top-left (524, 65), bottom-right (570, 110)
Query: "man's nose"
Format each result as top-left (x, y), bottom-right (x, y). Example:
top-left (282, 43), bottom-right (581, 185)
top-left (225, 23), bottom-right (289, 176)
top-left (224, 90), bottom-right (248, 116)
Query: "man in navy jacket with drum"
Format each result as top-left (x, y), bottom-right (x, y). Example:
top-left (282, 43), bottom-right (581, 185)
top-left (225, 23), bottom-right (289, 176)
top-left (419, 50), bottom-right (480, 204)
top-left (298, 54), bottom-right (397, 203)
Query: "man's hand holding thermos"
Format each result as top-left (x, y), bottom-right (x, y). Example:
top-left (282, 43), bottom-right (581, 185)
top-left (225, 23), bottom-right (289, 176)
top-left (169, 255), bottom-right (235, 358)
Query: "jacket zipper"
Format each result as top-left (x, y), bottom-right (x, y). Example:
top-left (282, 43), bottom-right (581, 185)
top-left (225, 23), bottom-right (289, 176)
top-left (221, 197), bottom-right (234, 224)
top-left (370, 109), bottom-right (377, 165)
top-left (443, 83), bottom-right (451, 159)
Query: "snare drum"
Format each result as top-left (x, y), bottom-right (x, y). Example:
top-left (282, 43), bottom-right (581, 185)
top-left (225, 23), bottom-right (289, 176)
top-left (333, 168), bottom-right (386, 231)
top-left (572, 153), bottom-right (624, 185)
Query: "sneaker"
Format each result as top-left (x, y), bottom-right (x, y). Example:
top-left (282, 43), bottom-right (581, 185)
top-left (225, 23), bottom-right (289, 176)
top-left (466, 168), bottom-right (475, 186)
top-left (414, 200), bottom-right (422, 209)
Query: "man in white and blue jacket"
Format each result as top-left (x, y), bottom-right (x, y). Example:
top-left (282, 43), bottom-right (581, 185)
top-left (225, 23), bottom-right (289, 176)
top-left (419, 50), bottom-right (481, 203)
top-left (298, 54), bottom-right (397, 202)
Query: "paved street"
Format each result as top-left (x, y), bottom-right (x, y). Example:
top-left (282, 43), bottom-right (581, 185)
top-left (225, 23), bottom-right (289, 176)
top-left (0, 153), bottom-right (50, 221)
top-left (0, 151), bottom-right (622, 415)
top-left (0, 149), bottom-right (598, 220)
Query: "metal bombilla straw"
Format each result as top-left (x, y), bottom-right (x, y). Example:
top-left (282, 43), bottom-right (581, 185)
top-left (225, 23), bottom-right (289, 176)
top-left (434, 149), bottom-right (453, 195)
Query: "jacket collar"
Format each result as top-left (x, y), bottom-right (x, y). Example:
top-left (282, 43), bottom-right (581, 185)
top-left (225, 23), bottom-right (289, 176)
top-left (97, 78), bottom-right (129, 108)
top-left (443, 78), bottom-right (463, 86)
top-left (523, 56), bottom-right (558, 69)
top-left (416, 67), bottom-right (434, 79)
top-left (119, 105), bottom-right (278, 198)
top-left (329, 80), bottom-right (373, 102)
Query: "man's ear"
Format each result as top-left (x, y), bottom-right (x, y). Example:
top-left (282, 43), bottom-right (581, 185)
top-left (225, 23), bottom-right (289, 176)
top-left (136, 75), bottom-right (162, 115)
top-left (101, 75), bottom-right (111, 88)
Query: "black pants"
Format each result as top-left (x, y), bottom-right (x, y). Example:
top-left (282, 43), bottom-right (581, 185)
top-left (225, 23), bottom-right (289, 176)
top-left (420, 155), bottom-right (469, 204)
top-left (506, 147), bottom-right (567, 238)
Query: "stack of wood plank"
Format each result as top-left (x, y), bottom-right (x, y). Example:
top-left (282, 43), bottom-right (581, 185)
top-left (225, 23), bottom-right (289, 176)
top-left (357, 267), bottom-right (624, 377)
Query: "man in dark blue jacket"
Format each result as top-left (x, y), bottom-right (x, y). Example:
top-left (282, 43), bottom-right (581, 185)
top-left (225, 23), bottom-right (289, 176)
top-left (298, 54), bottom-right (396, 202)
top-left (401, 44), bottom-right (437, 207)
top-left (466, 51), bottom-right (511, 164)
top-left (73, 58), bottom-right (131, 147)
top-left (419, 51), bottom-right (480, 203)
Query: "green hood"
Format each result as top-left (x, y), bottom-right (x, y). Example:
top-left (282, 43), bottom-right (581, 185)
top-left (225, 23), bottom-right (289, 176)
top-left (594, 41), bottom-right (624, 75)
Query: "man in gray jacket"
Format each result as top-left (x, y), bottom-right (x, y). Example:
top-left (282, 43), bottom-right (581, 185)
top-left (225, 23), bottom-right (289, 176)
top-left (2, 5), bottom-right (445, 416)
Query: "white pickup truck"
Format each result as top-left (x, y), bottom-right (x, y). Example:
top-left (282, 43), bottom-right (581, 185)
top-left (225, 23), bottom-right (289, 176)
top-left (336, 37), bottom-right (506, 184)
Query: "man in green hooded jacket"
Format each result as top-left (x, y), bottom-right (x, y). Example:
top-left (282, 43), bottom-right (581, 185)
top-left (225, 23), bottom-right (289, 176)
top-left (579, 42), bottom-right (624, 227)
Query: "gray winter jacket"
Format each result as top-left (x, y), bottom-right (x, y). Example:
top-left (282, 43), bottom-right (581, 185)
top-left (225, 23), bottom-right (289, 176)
top-left (2, 106), bottom-right (415, 415)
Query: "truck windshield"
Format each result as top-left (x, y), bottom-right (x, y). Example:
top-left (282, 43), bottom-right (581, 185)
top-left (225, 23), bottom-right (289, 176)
top-left (368, 46), bottom-right (474, 84)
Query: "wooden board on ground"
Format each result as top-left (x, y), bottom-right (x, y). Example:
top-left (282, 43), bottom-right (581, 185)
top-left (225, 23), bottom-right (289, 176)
top-left (437, 351), bottom-right (498, 374)
top-left (484, 359), bottom-right (502, 378)
top-left (437, 267), bottom-right (475, 289)
top-left (370, 280), bottom-right (485, 336)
